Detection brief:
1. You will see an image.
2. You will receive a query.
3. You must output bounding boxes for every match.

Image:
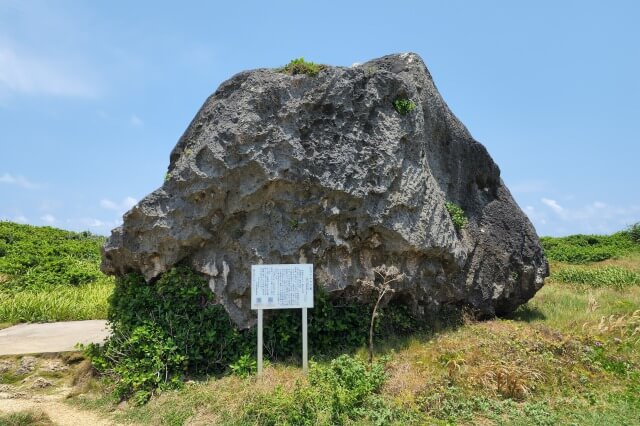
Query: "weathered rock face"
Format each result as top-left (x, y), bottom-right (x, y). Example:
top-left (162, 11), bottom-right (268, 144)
top-left (102, 53), bottom-right (548, 328)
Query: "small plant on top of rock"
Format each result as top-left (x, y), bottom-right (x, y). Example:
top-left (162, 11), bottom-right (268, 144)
top-left (281, 57), bottom-right (324, 77)
top-left (393, 98), bottom-right (416, 115)
top-left (446, 202), bottom-right (468, 231)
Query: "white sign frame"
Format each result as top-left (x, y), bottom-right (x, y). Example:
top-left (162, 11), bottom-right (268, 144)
top-left (251, 264), bottom-right (313, 374)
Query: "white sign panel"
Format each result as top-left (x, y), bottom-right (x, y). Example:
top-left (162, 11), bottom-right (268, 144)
top-left (251, 264), bottom-right (314, 309)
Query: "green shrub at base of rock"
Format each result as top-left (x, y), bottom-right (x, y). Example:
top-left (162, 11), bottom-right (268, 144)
top-left (86, 266), bottom-right (426, 402)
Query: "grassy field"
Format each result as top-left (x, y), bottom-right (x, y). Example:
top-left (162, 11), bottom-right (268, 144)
top-left (1, 221), bottom-right (639, 424)
top-left (62, 228), bottom-right (640, 425)
top-left (0, 222), bottom-right (113, 325)
top-left (66, 274), bottom-right (638, 425)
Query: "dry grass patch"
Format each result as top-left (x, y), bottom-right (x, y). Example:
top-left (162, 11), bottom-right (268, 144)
top-left (0, 409), bottom-right (54, 426)
top-left (105, 364), bottom-right (307, 425)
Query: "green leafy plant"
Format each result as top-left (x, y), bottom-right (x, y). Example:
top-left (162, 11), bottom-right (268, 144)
top-left (393, 98), bottom-right (416, 115)
top-left (229, 354), bottom-right (257, 378)
top-left (445, 202), bottom-right (468, 231)
top-left (84, 323), bottom-right (187, 404)
top-left (243, 354), bottom-right (392, 425)
top-left (281, 57), bottom-right (324, 76)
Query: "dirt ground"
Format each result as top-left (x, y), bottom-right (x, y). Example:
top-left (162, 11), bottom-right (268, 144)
top-left (0, 353), bottom-right (119, 425)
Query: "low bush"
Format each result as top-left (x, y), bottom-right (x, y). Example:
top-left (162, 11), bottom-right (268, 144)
top-left (541, 231), bottom-right (639, 264)
top-left (0, 222), bottom-right (109, 290)
top-left (281, 58), bottom-right (324, 76)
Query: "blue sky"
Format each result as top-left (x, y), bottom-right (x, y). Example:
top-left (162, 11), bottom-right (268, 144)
top-left (1, 0), bottom-right (638, 237)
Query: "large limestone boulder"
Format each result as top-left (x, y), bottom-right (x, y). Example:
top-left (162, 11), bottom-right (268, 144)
top-left (102, 53), bottom-right (548, 328)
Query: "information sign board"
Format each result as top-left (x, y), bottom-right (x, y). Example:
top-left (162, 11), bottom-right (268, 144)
top-left (251, 263), bottom-right (314, 374)
top-left (251, 264), bottom-right (313, 309)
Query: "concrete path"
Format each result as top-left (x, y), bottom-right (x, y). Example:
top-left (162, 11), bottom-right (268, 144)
top-left (0, 320), bottom-right (109, 355)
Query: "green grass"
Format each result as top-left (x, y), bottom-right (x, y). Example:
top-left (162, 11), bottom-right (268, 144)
top-left (70, 229), bottom-right (640, 425)
top-left (551, 265), bottom-right (640, 288)
top-left (2, 221), bottom-right (638, 424)
top-left (0, 221), bottom-right (113, 324)
top-left (0, 282), bottom-right (112, 323)
top-left (74, 268), bottom-right (640, 425)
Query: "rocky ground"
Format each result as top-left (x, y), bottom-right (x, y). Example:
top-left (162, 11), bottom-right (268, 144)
top-left (0, 353), bottom-right (116, 425)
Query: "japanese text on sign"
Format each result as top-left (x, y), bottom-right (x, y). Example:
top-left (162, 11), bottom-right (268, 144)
top-left (251, 264), bottom-right (313, 309)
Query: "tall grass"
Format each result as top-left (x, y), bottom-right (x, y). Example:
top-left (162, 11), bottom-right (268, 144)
top-left (551, 266), bottom-right (640, 288)
top-left (0, 281), bottom-right (113, 323)
top-left (0, 221), bottom-right (113, 325)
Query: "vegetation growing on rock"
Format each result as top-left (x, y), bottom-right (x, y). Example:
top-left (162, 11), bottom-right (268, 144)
top-left (280, 57), bottom-right (324, 76)
top-left (445, 202), bottom-right (468, 231)
top-left (392, 97), bottom-right (416, 115)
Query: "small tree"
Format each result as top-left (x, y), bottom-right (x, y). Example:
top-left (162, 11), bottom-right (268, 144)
top-left (358, 265), bottom-right (405, 364)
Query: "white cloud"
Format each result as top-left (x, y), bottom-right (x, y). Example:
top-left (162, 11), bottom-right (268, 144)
top-left (130, 114), bottom-right (143, 127)
top-left (0, 172), bottom-right (39, 189)
top-left (40, 213), bottom-right (56, 224)
top-left (534, 197), bottom-right (640, 236)
top-left (541, 198), bottom-right (565, 216)
top-left (100, 196), bottom-right (137, 214)
top-left (0, 39), bottom-right (100, 98)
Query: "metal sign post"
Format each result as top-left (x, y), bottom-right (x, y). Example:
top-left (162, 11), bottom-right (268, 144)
top-left (302, 307), bottom-right (308, 373)
top-left (251, 264), bottom-right (313, 375)
top-left (257, 308), bottom-right (263, 374)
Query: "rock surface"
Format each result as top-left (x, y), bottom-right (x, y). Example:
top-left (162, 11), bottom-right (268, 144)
top-left (102, 53), bottom-right (548, 328)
